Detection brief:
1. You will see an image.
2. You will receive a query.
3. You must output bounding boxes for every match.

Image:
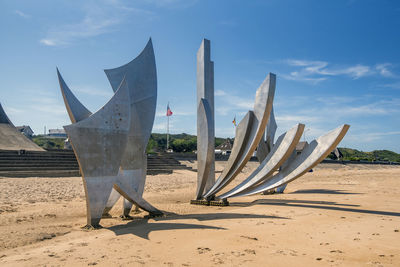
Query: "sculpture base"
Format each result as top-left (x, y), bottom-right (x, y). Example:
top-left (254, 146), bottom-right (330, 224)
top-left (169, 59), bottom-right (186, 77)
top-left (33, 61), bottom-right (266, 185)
top-left (81, 224), bottom-right (103, 230)
top-left (120, 214), bottom-right (134, 220)
top-left (190, 199), bottom-right (230, 206)
top-left (190, 199), bottom-right (210, 206)
top-left (209, 199), bottom-right (229, 206)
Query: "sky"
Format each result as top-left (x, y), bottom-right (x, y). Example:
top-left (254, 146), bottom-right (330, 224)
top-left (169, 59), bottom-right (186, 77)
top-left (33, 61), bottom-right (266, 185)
top-left (1, 0), bottom-right (400, 152)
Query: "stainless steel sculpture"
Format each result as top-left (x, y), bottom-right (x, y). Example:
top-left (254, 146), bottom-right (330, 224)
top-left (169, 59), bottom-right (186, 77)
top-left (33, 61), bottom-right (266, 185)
top-left (57, 68), bottom-right (128, 216)
top-left (103, 38), bottom-right (157, 217)
top-left (64, 78), bottom-right (161, 227)
top-left (196, 39), bottom-right (215, 199)
top-left (192, 39), bottom-right (350, 205)
top-left (58, 39), bottom-right (161, 226)
top-left (219, 123), bottom-right (304, 199)
top-left (64, 79), bottom-right (130, 227)
top-left (196, 98), bottom-right (214, 199)
top-left (57, 69), bottom-right (92, 124)
top-left (202, 73), bottom-right (276, 199)
top-left (265, 107), bottom-right (277, 155)
top-left (256, 106), bottom-right (277, 163)
top-left (232, 124), bottom-right (350, 197)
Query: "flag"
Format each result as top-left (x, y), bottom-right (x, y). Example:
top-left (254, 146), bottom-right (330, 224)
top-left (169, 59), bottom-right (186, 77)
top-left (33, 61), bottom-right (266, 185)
top-left (166, 103), bottom-right (173, 116)
top-left (232, 115), bottom-right (236, 127)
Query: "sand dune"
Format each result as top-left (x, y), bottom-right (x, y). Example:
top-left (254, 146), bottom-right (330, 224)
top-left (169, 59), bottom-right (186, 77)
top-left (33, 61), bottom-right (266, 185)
top-left (0, 162), bottom-right (399, 266)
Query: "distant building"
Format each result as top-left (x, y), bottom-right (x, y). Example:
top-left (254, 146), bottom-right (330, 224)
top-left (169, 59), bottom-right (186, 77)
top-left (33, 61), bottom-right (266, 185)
top-left (16, 125), bottom-right (34, 139)
top-left (48, 129), bottom-right (67, 138)
top-left (216, 138), bottom-right (233, 155)
top-left (296, 141), bottom-right (308, 154)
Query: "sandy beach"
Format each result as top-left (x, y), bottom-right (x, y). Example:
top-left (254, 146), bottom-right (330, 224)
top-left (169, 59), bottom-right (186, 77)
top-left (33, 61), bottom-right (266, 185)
top-left (0, 161), bottom-right (399, 266)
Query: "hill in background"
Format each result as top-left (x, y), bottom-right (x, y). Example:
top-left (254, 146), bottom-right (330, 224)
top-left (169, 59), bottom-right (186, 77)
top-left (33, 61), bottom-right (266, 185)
top-left (31, 133), bottom-right (400, 163)
top-left (337, 148), bottom-right (400, 163)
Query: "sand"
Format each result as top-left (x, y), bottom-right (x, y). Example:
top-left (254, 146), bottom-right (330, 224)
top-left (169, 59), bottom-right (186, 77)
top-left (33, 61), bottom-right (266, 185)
top-left (0, 161), bottom-right (400, 266)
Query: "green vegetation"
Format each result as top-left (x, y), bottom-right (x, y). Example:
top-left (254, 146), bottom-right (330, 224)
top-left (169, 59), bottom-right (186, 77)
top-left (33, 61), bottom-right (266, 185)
top-left (336, 148), bottom-right (400, 162)
top-left (32, 133), bottom-right (400, 163)
top-left (147, 133), bottom-right (226, 153)
top-left (32, 136), bottom-right (65, 150)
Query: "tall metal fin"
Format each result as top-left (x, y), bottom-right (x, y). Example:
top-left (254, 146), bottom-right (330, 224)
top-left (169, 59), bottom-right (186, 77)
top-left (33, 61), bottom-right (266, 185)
top-left (203, 73), bottom-right (276, 199)
top-left (103, 38), bottom-right (157, 216)
top-left (196, 39), bottom-right (215, 197)
top-left (57, 68), bottom-right (92, 123)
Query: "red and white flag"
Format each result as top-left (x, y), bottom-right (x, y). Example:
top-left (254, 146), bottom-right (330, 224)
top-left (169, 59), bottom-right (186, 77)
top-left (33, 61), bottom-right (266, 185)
top-left (166, 103), bottom-right (173, 116)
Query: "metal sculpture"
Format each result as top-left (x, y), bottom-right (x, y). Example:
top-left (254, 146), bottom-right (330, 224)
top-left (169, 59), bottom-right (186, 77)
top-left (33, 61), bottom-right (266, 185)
top-left (256, 106), bottom-right (277, 162)
top-left (192, 38), bottom-right (350, 205)
top-left (196, 39), bottom-right (215, 199)
top-left (103, 38), bottom-right (157, 217)
top-left (57, 69), bottom-right (128, 216)
top-left (58, 39), bottom-right (161, 226)
top-left (196, 98), bottom-right (215, 199)
top-left (228, 124), bottom-right (350, 198)
top-left (64, 78), bottom-right (161, 228)
top-left (219, 123), bottom-right (304, 199)
top-left (202, 73), bottom-right (276, 200)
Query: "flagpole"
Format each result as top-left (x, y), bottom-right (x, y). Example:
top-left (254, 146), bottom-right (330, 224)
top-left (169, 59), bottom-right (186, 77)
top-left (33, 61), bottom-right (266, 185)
top-left (167, 114), bottom-right (169, 150)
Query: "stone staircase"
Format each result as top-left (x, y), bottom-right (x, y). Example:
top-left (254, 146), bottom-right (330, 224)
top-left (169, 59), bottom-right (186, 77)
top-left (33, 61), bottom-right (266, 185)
top-left (0, 150), bottom-right (192, 178)
top-left (147, 154), bottom-right (193, 174)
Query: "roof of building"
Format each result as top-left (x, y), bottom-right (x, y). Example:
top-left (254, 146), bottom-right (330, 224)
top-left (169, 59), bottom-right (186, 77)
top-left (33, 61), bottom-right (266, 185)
top-left (296, 141), bottom-right (308, 151)
top-left (16, 125), bottom-right (33, 133)
top-left (48, 129), bottom-right (66, 134)
top-left (216, 139), bottom-right (233, 150)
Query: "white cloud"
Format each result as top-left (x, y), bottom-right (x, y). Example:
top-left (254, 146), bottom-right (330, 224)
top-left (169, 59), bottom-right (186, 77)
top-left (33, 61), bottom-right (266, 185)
top-left (382, 82), bottom-right (400, 89)
top-left (3, 106), bottom-right (23, 116)
top-left (152, 122), bottom-right (168, 131)
top-left (15, 10), bottom-right (30, 18)
top-left (281, 72), bottom-right (327, 84)
top-left (214, 89), bottom-right (254, 113)
top-left (376, 63), bottom-right (395, 78)
top-left (346, 131), bottom-right (400, 143)
top-left (40, 17), bottom-right (121, 47)
top-left (40, 0), bottom-right (153, 47)
top-left (40, 39), bottom-right (57, 46)
top-left (275, 115), bottom-right (321, 123)
top-left (142, 0), bottom-right (198, 8)
top-left (343, 65), bottom-right (371, 79)
top-left (283, 59), bottom-right (379, 83)
top-left (74, 85), bottom-right (113, 98)
top-left (215, 90), bottom-right (227, 96)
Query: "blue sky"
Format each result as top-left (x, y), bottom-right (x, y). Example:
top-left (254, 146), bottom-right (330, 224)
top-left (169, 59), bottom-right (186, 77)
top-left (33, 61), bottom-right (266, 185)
top-left (1, 0), bottom-right (400, 152)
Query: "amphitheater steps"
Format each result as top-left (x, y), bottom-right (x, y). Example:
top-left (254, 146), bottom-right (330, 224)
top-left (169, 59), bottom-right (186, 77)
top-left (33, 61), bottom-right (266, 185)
top-left (0, 150), bottom-right (192, 177)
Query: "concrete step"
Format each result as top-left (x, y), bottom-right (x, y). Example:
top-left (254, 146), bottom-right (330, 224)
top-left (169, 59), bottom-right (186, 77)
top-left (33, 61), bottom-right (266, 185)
top-left (0, 166), bottom-right (79, 171)
top-left (0, 162), bottom-right (78, 166)
top-left (0, 156), bottom-right (76, 160)
top-left (0, 150), bottom-right (192, 177)
top-left (0, 170), bottom-right (80, 177)
top-left (0, 169), bottom-right (174, 177)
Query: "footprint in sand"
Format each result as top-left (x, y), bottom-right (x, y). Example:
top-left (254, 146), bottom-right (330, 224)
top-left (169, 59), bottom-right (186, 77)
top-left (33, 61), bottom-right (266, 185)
top-left (240, 235), bottom-right (258, 241)
top-left (244, 249), bottom-right (256, 255)
top-left (197, 247), bottom-right (211, 254)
